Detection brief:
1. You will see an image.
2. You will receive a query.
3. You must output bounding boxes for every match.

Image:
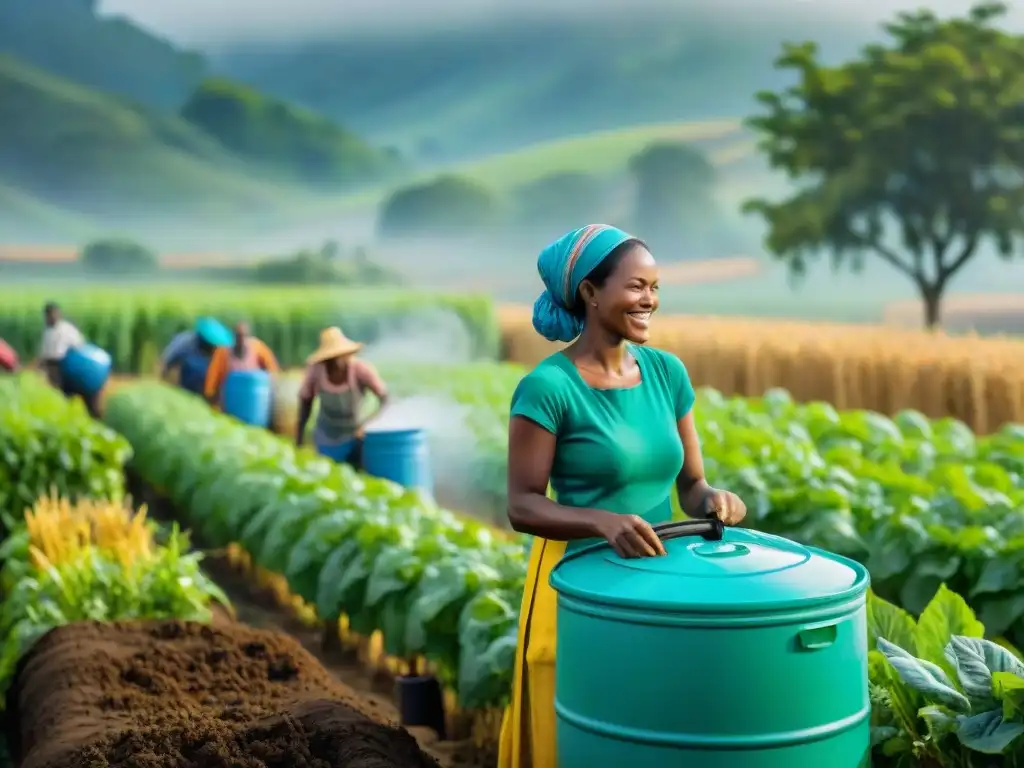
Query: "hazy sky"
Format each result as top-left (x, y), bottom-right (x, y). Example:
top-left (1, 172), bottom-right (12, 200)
top-left (97, 0), bottom-right (1024, 46)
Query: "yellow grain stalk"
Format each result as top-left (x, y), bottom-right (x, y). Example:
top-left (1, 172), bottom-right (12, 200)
top-left (24, 493), bottom-right (153, 568)
top-left (498, 305), bottom-right (1024, 434)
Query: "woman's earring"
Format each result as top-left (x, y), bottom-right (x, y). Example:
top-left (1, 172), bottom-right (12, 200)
top-left (591, 302), bottom-right (597, 307)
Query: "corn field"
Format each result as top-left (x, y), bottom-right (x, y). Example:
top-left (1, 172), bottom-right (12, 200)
top-left (498, 305), bottom-right (1024, 434)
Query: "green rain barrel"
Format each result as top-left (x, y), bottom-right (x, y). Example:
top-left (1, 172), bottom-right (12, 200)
top-left (550, 519), bottom-right (870, 768)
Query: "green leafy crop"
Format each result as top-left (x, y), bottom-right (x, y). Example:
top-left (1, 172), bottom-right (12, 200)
top-left (0, 373), bottom-right (131, 529)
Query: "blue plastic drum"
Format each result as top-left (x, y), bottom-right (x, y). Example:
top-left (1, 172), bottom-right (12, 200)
top-left (362, 428), bottom-right (433, 493)
top-left (60, 344), bottom-right (112, 397)
top-left (222, 370), bottom-right (272, 427)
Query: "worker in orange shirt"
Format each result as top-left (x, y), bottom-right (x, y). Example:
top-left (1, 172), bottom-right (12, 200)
top-left (203, 321), bottom-right (279, 405)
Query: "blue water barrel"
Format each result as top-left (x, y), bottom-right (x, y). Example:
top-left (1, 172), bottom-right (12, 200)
top-left (550, 521), bottom-right (870, 768)
top-left (222, 370), bottom-right (272, 427)
top-left (362, 428), bottom-right (433, 493)
top-left (60, 344), bottom-right (111, 397)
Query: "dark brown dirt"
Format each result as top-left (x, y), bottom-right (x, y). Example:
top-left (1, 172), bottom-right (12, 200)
top-left (199, 556), bottom-right (495, 768)
top-left (7, 620), bottom-right (440, 768)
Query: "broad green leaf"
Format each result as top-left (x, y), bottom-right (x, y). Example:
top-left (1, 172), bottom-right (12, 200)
top-left (945, 635), bottom-right (1024, 708)
top-left (915, 584), bottom-right (983, 669)
top-left (877, 638), bottom-right (970, 711)
top-left (867, 591), bottom-right (916, 653)
top-left (955, 710), bottom-right (1024, 754)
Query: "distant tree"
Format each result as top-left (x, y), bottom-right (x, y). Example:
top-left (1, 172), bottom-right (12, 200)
top-left (514, 171), bottom-right (609, 235)
top-left (320, 239), bottom-right (341, 260)
top-left (79, 238), bottom-right (158, 274)
top-left (628, 141), bottom-right (718, 256)
top-left (251, 243), bottom-right (401, 286)
top-left (377, 175), bottom-right (500, 238)
top-left (743, 1), bottom-right (1024, 329)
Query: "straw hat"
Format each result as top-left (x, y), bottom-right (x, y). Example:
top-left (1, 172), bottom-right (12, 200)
top-left (307, 326), bottom-right (362, 365)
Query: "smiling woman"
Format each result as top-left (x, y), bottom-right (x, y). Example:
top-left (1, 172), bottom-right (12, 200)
top-left (498, 224), bottom-right (747, 766)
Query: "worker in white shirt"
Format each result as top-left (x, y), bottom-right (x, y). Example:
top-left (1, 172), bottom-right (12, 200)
top-left (38, 302), bottom-right (97, 416)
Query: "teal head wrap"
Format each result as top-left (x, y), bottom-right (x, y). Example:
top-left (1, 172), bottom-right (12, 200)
top-left (194, 317), bottom-right (233, 347)
top-left (532, 224), bottom-right (635, 342)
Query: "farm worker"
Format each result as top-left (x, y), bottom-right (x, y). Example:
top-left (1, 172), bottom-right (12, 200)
top-left (203, 321), bottom-right (279, 405)
top-left (0, 337), bottom-right (19, 372)
top-left (159, 317), bottom-right (234, 395)
top-left (498, 225), bottom-right (748, 767)
top-left (37, 302), bottom-right (100, 417)
top-left (295, 326), bottom-right (389, 469)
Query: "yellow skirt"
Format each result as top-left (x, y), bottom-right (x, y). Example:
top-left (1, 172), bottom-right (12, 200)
top-left (498, 537), bottom-right (567, 768)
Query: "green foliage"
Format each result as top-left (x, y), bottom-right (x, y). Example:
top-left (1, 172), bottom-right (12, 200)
top-left (744, 1), bottom-right (1024, 328)
top-left (869, 588), bottom-right (1024, 761)
top-left (250, 242), bottom-right (402, 286)
top-left (80, 238), bottom-right (158, 275)
top-left (181, 78), bottom-right (402, 189)
top-left (104, 384), bottom-right (525, 709)
top-left (377, 175), bottom-right (501, 238)
top-left (0, 0), bottom-right (206, 110)
top-left (0, 287), bottom-right (499, 372)
top-left (0, 374), bottom-right (131, 530)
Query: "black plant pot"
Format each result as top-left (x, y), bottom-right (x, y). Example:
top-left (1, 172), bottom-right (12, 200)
top-left (395, 674), bottom-right (446, 739)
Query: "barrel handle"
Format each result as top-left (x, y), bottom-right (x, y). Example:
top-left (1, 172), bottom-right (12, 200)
top-left (651, 518), bottom-right (724, 543)
top-left (551, 504), bottom-right (726, 574)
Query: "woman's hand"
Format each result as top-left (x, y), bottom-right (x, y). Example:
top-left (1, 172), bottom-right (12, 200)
top-left (596, 512), bottom-right (667, 558)
top-left (704, 490), bottom-right (746, 526)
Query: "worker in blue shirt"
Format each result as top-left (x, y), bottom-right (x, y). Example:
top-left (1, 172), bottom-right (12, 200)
top-left (160, 317), bottom-right (234, 395)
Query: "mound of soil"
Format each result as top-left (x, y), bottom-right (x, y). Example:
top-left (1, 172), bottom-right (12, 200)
top-left (7, 620), bottom-right (440, 768)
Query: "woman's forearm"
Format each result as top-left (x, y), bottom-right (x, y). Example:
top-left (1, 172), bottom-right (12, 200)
top-left (680, 478), bottom-right (716, 518)
top-left (507, 492), bottom-right (609, 541)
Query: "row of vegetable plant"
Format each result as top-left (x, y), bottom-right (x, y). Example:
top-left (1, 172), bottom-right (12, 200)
top-left (277, 362), bottom-right (1024, 647)
top-left (0, 373), bottom-right (130, 530)
top-left (104, 383), bottom-right (524, 711)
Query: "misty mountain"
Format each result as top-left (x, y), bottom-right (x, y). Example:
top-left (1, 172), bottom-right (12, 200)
top-left (0, 0), bottom-right (207, 109)
top-left (210, 11), bottom-right (869, 158)
top-left (0, 54), bottom-right (398, 241)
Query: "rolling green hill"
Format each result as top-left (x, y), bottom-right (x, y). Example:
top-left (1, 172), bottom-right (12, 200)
top-left (311, 119), bottom-right (767, 217)
top-left (0, 55), bottom-right (398, 238)
top-left (0, 0), bottom-right (206, 109)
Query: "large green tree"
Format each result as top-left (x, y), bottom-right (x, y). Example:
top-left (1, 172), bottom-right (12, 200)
top-left (744, 2), bottom-right (1024, 328)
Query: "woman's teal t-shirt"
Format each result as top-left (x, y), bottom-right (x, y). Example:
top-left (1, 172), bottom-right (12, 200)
top-left (509, 344), bottom-right (696, 551)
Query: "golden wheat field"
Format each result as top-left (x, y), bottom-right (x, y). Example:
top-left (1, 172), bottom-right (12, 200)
top-left (498, 304), bottom-right (1024, 433)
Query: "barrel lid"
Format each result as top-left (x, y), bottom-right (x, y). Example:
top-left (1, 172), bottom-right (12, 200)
top-left (549, 527), bottom-right (868, 614)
